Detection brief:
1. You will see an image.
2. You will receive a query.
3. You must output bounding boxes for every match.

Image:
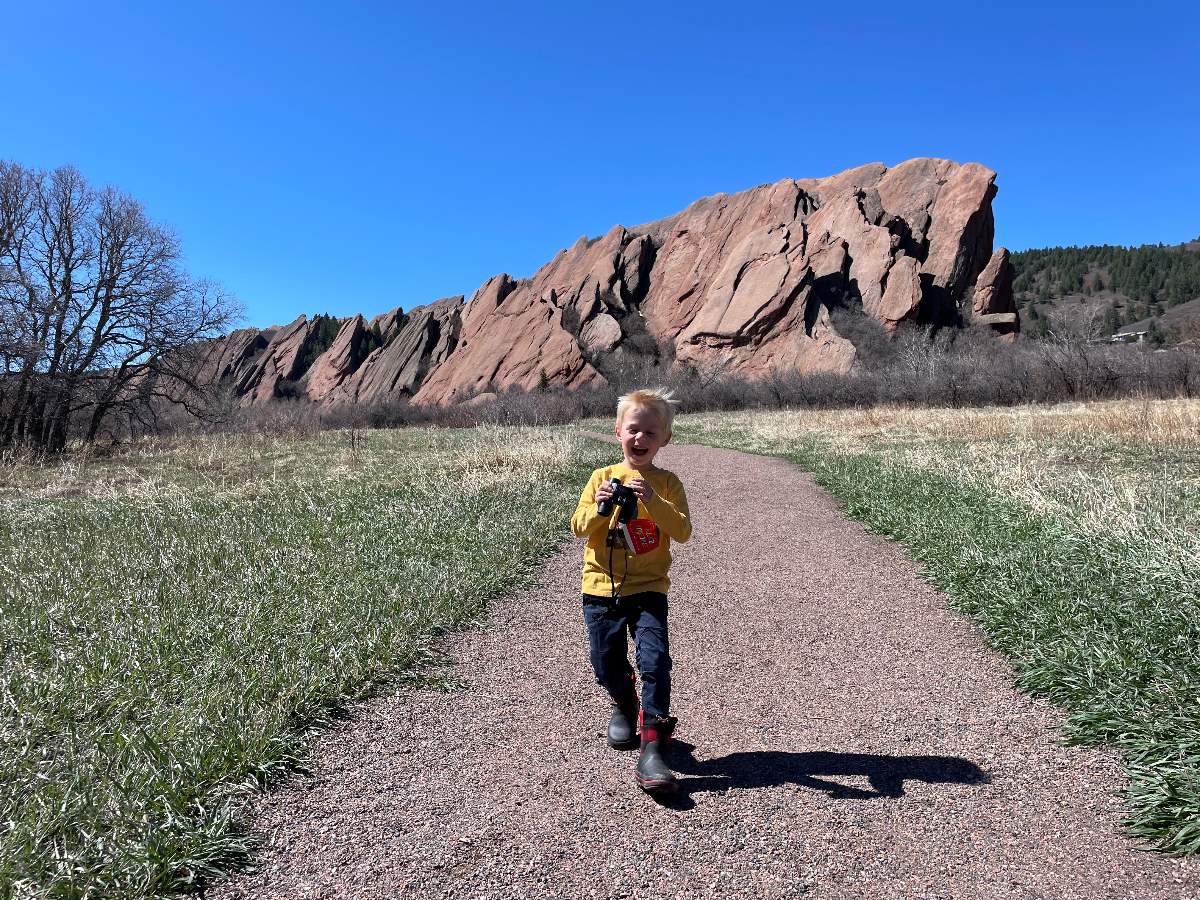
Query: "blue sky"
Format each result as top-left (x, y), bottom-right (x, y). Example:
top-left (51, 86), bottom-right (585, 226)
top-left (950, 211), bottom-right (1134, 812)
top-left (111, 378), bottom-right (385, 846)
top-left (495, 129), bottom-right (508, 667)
top-left (4, 1), bottom-right (1197, 328)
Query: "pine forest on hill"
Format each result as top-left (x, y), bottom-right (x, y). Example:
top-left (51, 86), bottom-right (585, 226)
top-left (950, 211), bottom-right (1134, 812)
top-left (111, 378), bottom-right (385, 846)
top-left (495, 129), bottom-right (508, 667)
top-left (1011, 239), bottom-right (1200, 344)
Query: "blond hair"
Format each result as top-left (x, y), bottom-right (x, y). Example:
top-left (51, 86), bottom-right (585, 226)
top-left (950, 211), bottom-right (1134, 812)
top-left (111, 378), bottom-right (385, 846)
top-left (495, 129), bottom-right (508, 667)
top-left (616, 387), bottom-right (677, 432)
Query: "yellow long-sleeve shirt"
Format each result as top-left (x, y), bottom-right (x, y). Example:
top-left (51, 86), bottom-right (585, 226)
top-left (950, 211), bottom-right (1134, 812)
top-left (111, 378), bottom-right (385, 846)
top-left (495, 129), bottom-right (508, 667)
top-left (571, 463), bottom-right (691, 597)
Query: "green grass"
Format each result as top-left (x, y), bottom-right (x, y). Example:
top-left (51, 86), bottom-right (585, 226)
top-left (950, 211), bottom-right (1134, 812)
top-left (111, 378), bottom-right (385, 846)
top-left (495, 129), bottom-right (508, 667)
top-left (0, 426), bottom-right (611, 897)
top-left (675, 401), bottom-right (1200, 854)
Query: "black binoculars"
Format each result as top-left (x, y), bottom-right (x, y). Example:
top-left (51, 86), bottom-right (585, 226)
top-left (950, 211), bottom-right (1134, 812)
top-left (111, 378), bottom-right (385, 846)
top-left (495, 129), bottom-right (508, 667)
top-left (597, 477), bottom-right (638, 524)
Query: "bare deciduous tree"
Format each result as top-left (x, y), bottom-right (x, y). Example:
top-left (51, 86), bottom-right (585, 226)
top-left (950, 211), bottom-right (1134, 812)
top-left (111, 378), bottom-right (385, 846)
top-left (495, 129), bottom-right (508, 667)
top-left (0, 161), bottom-right (239, 451)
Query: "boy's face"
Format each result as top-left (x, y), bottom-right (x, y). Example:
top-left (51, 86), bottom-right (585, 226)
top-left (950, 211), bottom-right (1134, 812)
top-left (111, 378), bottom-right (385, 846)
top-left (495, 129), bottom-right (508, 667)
top-left (615, 405), bottom-right (670, 469)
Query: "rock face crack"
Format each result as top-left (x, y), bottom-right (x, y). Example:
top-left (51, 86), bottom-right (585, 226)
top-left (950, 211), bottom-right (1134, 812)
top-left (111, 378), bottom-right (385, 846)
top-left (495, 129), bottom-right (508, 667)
top-left (793, 187), bottom-right (819, 218)
top-left (886, 215), bottom-right (927, 262)
top-left (804, 244), bottom-right (852, 337)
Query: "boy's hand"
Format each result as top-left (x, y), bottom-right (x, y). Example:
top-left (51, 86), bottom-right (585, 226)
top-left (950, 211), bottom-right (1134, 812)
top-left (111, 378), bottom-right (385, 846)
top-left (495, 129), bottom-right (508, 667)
top-left (628, 477), bottom-right (655, 503)
top-left (595, 480), bottom-right (615, 506)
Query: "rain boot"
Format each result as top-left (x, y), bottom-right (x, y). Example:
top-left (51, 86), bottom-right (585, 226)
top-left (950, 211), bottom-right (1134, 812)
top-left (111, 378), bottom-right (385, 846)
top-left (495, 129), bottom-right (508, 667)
top-left (607, 675), bottom-right (640, 750)
top-left (635, 711), bottom-right (678, 794)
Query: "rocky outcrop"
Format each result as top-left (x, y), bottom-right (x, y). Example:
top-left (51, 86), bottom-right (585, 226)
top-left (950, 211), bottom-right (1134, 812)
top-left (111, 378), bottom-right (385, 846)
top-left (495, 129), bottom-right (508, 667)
top-left (306, 315), bottom-right (368, 401)
top-left (199, 158), bottom-right (1019, 406)
top-left (411, 277), bottom-right (603, 406)
top-left (332, 297), bottom-right (462, 404)
top-left (194, 327), bottom-right (265, 385)
top-left (971, 248), bottom-right (1019, 338)
top-left (234, 316), bottom-right (316, 404)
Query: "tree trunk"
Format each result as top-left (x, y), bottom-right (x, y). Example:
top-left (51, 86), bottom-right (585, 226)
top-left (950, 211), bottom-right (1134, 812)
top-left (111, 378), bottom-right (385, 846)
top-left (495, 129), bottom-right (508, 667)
top-left (23, 391), bottom-right (47, 447)
top-left (0, 370), bottom-right (33, 446)
top-left (46, 395), bottom-right (71, 453)
top-left (85, 400), bottom-right (109, 444)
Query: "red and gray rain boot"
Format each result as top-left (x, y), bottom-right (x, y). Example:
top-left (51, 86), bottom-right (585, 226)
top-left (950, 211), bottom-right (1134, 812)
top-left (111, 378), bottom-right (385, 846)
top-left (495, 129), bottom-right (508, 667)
top-left (607, 674), bottom-right (640, 750)
top-left (635, 711), bottom-right (678, 795)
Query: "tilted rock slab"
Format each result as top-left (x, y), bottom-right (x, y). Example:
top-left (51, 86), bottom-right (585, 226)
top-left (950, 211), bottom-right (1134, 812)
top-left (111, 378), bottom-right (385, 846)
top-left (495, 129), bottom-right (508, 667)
top-left (198, 158), bottom-right (1017, 405)
top-left (971, 248), bottom-right (1020, 338)
top-left (305, 315), bottom-right (367, 401)
top-left (193, 327), bottom-right (266, 386)
top-left (331, 297), bottom-right (462, 404)
top-left (232, 315), bottom-right (316, 405)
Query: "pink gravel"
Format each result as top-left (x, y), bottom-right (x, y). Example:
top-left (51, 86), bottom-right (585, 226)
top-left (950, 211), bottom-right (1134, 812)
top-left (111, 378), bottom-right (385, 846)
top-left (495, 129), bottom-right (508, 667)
top-left (209, 442), bottom-right (1200, 899)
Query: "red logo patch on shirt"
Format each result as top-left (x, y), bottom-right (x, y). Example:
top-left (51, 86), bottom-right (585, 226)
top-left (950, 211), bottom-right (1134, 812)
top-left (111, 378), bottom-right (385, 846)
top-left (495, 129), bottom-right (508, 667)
top-left (619, 518), bottom-right (661, 555)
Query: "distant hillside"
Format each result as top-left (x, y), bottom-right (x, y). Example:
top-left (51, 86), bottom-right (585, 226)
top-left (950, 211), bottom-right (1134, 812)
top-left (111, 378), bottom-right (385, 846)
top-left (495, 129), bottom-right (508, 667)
top-left (1011, 240), bottom-right (1200, 343)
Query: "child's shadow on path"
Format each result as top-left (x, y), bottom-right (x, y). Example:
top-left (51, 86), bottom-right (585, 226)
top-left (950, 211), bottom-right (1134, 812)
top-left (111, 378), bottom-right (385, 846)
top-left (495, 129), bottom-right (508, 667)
top-left (658, 742), bottom-right (989, 810)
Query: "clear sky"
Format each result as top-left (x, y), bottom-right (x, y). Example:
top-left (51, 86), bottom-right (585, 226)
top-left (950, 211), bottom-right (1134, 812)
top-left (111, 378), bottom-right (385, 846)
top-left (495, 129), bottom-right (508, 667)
top-left (4, 1), bottom-right (1197, 328)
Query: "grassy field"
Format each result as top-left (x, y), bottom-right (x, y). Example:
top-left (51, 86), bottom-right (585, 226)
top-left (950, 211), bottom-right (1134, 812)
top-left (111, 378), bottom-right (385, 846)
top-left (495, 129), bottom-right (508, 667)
top-left (0, 426), bottom-right (611, 898)
top-left (5, 398), bottom-right (1196, 898)
top-left (675, 399), bottom-right (1200, 853)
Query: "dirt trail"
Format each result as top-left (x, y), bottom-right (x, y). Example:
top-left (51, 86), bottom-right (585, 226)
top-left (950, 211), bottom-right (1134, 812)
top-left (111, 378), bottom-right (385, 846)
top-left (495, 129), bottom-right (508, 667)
top-left (212, 443), bottom-right (1200, 899)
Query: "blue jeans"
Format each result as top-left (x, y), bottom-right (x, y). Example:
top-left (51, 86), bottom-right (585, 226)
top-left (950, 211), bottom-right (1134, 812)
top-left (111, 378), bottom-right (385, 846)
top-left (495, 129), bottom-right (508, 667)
top-left (582, 591), bottom-right (672, 718)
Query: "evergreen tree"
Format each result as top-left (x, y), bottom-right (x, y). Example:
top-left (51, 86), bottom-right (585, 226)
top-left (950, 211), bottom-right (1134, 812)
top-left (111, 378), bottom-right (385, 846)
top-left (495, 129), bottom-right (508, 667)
top-left (1103, 302), bottom-right (1120, 335)
top-left (1011, 242), bottom-right (1200, 311)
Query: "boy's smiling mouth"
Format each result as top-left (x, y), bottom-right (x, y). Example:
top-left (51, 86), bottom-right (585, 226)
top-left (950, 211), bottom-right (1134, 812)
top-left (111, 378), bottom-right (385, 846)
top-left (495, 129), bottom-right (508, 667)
top-left (616, 403), bottom-right (669, 468)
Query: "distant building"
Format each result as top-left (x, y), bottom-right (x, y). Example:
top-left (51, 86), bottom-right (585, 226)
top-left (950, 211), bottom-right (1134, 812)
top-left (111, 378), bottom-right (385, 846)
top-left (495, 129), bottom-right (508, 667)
top-left (1110, 329), bottom-right (1150, 344)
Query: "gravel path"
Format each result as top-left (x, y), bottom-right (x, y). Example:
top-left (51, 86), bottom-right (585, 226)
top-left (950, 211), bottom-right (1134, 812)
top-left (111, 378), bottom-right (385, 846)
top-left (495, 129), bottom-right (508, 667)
top-left (211, 442), bottom-right (1200, 900)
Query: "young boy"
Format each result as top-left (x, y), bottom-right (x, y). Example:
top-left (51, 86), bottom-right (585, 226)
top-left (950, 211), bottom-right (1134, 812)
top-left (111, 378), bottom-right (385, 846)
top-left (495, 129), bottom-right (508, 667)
top-left (570, 388), bottom-right (691, 794)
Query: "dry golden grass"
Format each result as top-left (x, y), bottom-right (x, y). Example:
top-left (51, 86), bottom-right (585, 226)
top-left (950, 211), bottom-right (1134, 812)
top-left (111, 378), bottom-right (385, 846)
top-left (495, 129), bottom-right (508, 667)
top-left (0, 425), bottom-right (583, 503)
top-left (681, 398), bottom-right (1200, 452)
top-left (678, 398), bottom-right (1200, 556)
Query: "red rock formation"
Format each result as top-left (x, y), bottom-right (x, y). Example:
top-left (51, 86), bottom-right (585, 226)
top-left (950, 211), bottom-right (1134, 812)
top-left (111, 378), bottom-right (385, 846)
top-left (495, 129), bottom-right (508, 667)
top-left (332, 296), bottom-right (462, 404)
top-left (234, 316), bottom-right (314, 404)
top-left (972, 248), bottom-right (1019, 339)
top-left (199, 158), bottom-right (1018, 406)
top-left (306, 315), bottom-right (367, 401)
top-left (194, 327), bottom-right (265, 385)
top-left (411, 278), bottom-right (602, 406)
top-left (370, 308), bottom-right (406, 343)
